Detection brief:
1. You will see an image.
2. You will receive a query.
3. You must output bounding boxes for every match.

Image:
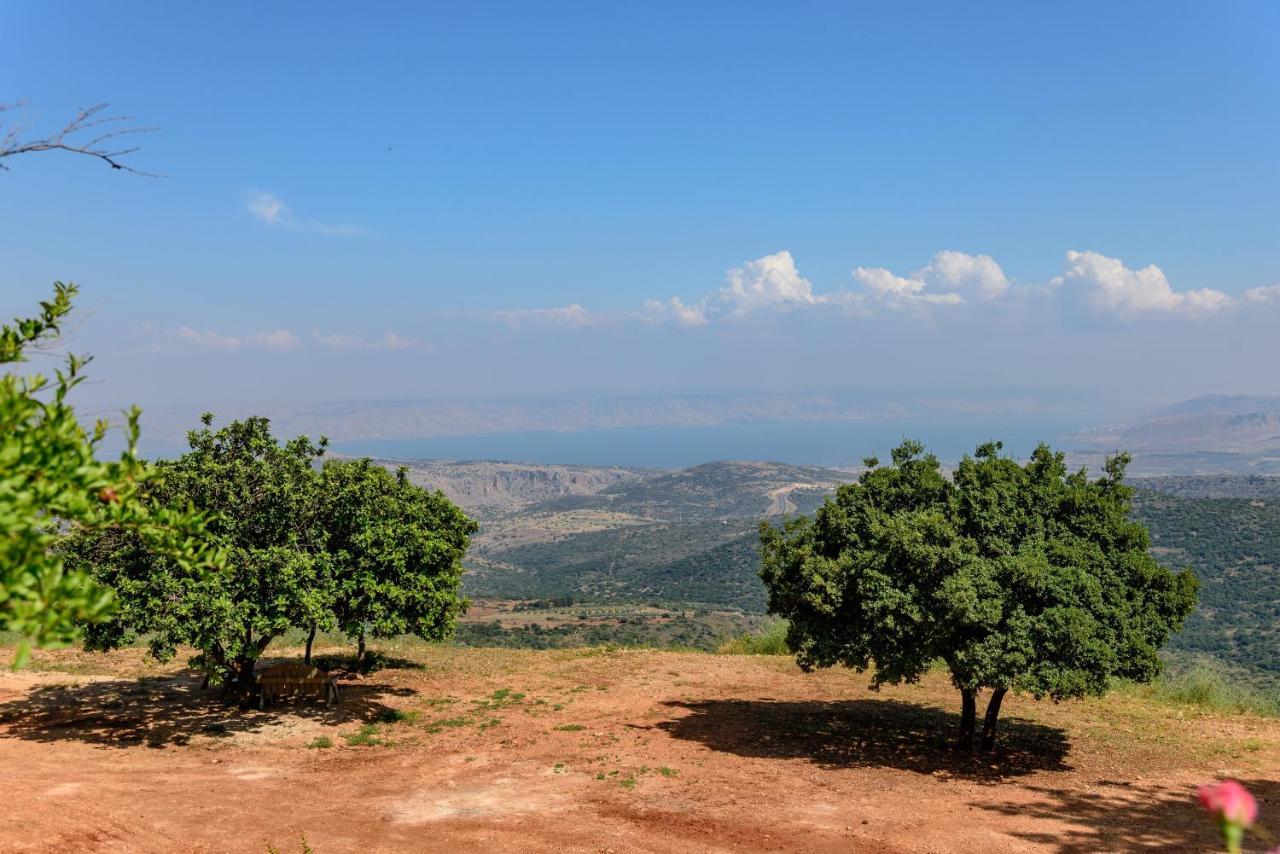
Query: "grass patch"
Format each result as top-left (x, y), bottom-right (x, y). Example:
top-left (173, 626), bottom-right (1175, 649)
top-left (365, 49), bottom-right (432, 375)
top-left (1123, 666), bottom-right (1280, 717)
top-left (716, 619), bottom-right (790, 655)
top-left (345, 724), bottom-right (381, 747)
top-left (553, 723), bottom-right (586, 732)
top-left (306, 736), bottom-right (333, 749)
top-left (377, 708), bottom-right (420, 725)
top-left (658, 765), bottom-right (678, 778)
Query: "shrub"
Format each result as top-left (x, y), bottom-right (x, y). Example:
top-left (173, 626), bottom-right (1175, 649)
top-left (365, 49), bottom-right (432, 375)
top-left (716, 619), bottom-right (790, 655)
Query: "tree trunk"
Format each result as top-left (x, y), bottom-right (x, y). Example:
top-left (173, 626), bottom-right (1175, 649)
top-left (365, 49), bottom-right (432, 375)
top-left (304, 624), bottom-right (317, 665)
top-left (957, 688), bottom-right (977, 749)
top-left (355, 627), bottom-right (366, 672)
top-left (980, 687), bottom-right (1007, 751)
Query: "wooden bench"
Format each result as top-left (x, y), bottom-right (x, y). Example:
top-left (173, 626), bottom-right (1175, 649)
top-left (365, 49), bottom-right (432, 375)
top-left (255, 662), bottom-right (341, 709)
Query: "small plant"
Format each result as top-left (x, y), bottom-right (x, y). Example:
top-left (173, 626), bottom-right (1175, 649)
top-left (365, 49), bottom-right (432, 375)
top-left (306, 736), bottom-right (333, 749)
top-left (425, 716), bottom-right (472, 733)
top-left (377, 708), bottom-right (420, 725)
top-left (618, 774), bottom-right (637, 790)
top-left (345, 724), bottom-right (381, 747)
top-left (658, 766), bottom-right (678, 778)
top-left (553, 724), bottom-right (586, 732)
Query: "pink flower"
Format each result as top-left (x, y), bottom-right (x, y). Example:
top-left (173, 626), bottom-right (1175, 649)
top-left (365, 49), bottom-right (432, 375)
top-left (1197, 780), bottom-right (1258, 827)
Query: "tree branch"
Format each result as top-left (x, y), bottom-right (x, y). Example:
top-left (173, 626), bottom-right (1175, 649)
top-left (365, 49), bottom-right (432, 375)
top-left (0, 101), bottom-right (160, 175)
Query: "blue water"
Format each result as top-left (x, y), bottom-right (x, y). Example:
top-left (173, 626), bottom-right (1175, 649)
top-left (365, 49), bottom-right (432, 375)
top-left (330, 415), bottom-right (1087, 469)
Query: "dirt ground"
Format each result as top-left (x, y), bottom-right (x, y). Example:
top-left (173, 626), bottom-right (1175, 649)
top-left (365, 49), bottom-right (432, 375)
top-left (0, 644), bottom-right (1277, 853)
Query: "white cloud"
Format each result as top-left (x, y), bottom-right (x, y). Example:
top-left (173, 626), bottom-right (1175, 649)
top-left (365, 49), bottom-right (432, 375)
top-left (1244, 284), bottom-right (1280, 304)
top-left (851, 266), bottom-right (963, 308)
top-left (247, 192), bottom-right (290, 226)
top-left (251, 329), bottom-right (303, 351)
top-left (173, 326), bottom-right (243, 351)
top-left (314, 331), bottom-right (428, 351)
top-left (641, 297), bottom-right (709, 327)
top-left (482, 248), bottom-right (1265, 334)
top-left (850, 250), bottom-right (1005, 309)
top-left (923, 251), bottom-right (1010, 298)
top-left (1056, 250), bottom-right (1233, 317)
top-left (718, 250), bottom-right (817, 315)
top-left (170, 326), bottom-right (301, 352)
top-left (496, 304), bottom-right (595, 329)
top-left (246, 190), bottom-right (368, 237)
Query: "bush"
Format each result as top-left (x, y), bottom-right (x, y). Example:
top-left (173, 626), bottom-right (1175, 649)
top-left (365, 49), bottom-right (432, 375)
top-left (717, 619), bottom-right (790, 655)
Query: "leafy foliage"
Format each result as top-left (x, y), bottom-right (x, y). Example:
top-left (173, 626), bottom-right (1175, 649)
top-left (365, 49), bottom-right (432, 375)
top-left (1, 284), bottom-right (217, 666)
top-left (760, 440), bottom-right (1198, 748)
top-left (320, 458), bottom-right (477, 650)
top-left (65, 415), bottom-right (474, 687)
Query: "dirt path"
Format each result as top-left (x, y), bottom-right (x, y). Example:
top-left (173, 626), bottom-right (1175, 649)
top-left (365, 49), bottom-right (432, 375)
top-left (0, 647), bottom-right (1276, 853)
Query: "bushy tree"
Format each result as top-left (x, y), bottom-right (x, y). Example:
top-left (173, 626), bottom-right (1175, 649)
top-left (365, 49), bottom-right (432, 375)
top-left (760, 440), bottom-right (1198, 750)
top-left (320, 458), bottom-right (477, 668)
top-left (1, 284), bottom-right (218, 666)
top-left (67, 415), bottom-right (332, 689)
top-left (67, 415), bottom-right (475, 693)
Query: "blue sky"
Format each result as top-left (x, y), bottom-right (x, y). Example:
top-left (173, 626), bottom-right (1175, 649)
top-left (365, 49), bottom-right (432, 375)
top-left (2, 2), bottom-right (1279, 413)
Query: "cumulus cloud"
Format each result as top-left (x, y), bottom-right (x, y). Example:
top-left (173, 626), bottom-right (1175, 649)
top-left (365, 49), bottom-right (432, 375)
top-left (246, 191), bottom-right (368, 237)
top-left (923, 251), bottom-right (1010, 298)
top-left (1055, 250), bottom-right (1233, 317)
top-left (717, 250), bottom-right (817, 315)
top-left (313, 331), bottom-right (428, 351)
top-left (640, 297), bottom-right (709, 327)
top-left (171, 326), bottom-right (301, 352)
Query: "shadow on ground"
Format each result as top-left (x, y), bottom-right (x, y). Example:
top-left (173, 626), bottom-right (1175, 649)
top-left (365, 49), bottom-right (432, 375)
top-left (653, 697), bottom-right (1070, 780)
top-left (977, 778), bottom-right (1280, 853)
top-left (0, 669), bottom-right (416, 748)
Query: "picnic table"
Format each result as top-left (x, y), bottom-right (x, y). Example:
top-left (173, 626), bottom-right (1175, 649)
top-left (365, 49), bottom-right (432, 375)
top-left (255, 662), bottom-right (341, 709)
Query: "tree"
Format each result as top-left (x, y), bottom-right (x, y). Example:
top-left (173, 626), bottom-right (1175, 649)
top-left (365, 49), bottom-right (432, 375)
top-left (319, 458), bottom-right (477, 669)
top-left (66, 416), bottom-right (475, 694)
top-left (1, 284), bottom-right (218, 666)
top-left (759, 440), bottom-right (1198, 750)
top-left (1, 102), bottom-right (155, 173)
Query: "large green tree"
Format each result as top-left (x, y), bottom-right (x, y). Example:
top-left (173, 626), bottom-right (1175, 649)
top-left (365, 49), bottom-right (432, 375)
top-left (319, 458), bottom-right (477, 668)
top-left (760, 440), bottom-right (1198, 750)
top-left (1, 284), bottom-right (218, 666)
top-left (67, 415), bottom-right (475, 693)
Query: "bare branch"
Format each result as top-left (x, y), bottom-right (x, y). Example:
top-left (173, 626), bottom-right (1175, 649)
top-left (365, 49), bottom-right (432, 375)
top-left (0, 101), bottom-right (160, 175)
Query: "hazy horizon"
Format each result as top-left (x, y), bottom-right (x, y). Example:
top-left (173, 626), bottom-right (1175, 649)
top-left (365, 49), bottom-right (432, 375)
top-left (5, 3), bottom-right (1280, 421)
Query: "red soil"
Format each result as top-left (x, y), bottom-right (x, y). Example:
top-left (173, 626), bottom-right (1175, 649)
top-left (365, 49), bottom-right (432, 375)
top-left (0, 646), bottom-right (1276, 853)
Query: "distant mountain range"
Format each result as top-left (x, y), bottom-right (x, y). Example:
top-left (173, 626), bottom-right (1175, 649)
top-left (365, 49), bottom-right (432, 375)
top-left (1071, 394), bottom-right (1280, 475)
top-left (127, 390), bottom-right (1103, 458)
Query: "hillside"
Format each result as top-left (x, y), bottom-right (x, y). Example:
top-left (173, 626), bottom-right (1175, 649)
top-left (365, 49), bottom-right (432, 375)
top-left (386, 459), bottom-right (650, 519)
top-left (1, 643), bottom-right (1276, 853)
top-left (584, 460), bottom-right (844, 521)
top-left (461, 461), bottom-right (847, 609)
top-left (1132, 489), bottom-right (1280, 675)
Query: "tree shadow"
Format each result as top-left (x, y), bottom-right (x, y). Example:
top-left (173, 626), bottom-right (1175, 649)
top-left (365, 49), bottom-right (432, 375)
top-left (310, 652), bottom-right (427, 674)
top-left (652, 697), bottom-right (1070, 780)
top-left (0, 670), bottom-right (417, 749)
top-left (975, 778), bottom-right (1280, 852)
